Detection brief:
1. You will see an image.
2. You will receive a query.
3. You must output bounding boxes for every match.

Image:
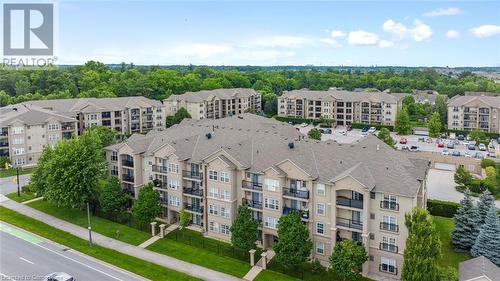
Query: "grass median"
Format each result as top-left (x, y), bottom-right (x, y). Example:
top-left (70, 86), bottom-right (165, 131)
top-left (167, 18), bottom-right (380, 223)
top-left (0, 206), bottom-right (199, 281)
top-left (5, 191), bottom-right (38, 203)
top-left (27, 199), bottom-right (150, 246)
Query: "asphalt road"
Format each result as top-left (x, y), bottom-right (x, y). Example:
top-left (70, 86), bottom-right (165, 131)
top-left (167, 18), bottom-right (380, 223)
top-left (0, 222), bottom-right (145, 281)
top-left (0, 174), bottom-right (32, 195)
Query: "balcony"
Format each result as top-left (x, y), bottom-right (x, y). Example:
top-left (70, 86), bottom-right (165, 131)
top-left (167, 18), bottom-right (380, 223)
top-left (380, 222), bottom-right (399, 233)
top-left (183, 187), bottom-right (203, 197)
top-left (336, 197), bottom-right (363, 209)
top-left (152, 165), bottom-right (168, 174)
top-left (122, 174), bottom-right (134, 183)
top-left (336, 217), bottom-right (362, 231)
top-left (242, 198), bottom-right (263, 210)
top-left (183, 203), bottom-right (203, 214)
top-left (122, 159), bottom-right (134, 167)
top-left (379, 264), bottom-right (398, 275)
top-left (242, 180), bottom-right (263, 191)
top-left (0, 141), bottom-right (8, 147)
top-left (380, 201), bottom-right (399, 211)
top-left (283, 188), bottom-right (309, 200)
top-left (283, 207), bottom-right (309, 220)
top-left (182, 171), bottom-right (203, 181)
top-left (379, 242), bottom-right (398, 253)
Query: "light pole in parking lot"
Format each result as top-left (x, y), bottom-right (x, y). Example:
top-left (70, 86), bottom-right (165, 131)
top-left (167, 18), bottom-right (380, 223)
top-left (87, 202), bottom-right (93, 247)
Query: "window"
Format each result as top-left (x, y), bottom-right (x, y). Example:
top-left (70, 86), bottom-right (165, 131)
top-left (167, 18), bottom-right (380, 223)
top-left (12, 127), bottom-right (24, 134)
top-left (220, 207), bottom-right (230, 218)
top-left (219, 172), bottom-right (230, 183)
top-left (209, 204), bottom-right (218, 215)
top-left (13, 148), bottom-right (25, 155)
top-left (264, 198), bottom-right (280, 210)
top-left (209, 221), bottom-right (219, 232)
top-left (208, 170), bottom-right (218, 181)
top-left (265, 179), bottom-right (280, 192)
top-left (382, 215), bottom-right (398, 232)
top-left (382, 236), bottom-right (397, 252)
top-left (168, 195), bottom-right (180, 207)
top-left (316, 222), bottom-right (325, 235)
top-left (89, 114), bottom-right (98, 120)
top-left (220, 190), bottom-right (231, 201)
top-left (168, 163), bottom-right (179, 173)
top-left (264, 217), bottom-right (278, 229)
top-left (380, 257), bottom-right (397, 274)
top-left (208, 187), bottom-right (219, 198)
top-left (14, 158), bottom-right (25, 166)
top-left (111, 151), bottom-right (118, 161)
top-left (316, 184), bottom-right (325, 196)
top-left (316, 203), bottom-right (325, 216)
top-left (382, 194), bottom-right (398, 210)
top-left (316, 242), bottom-right (325, 255)
top-left (12, 138), bottom-right (24, 145)
top-left (48, 134), bottom-right (59, 141)
top-left (168, 179), bottom-right (179, 190)
top-left (221, 224), bottom-right (230, 235)
top-left (48, 124), bottom-right (59, 131)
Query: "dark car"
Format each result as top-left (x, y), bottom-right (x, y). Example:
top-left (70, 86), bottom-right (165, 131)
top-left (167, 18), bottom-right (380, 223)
top-left (441, 133), bottom-right (448, 139)
top-left (468, 144), bottom-right (476, 150)
top-left (452, 151), bottom-right (461, 157)
top-left (361, 127), bottom-right (368, 133)
top-left (457, 134), bottom-right (465, 141)
top-left (410, 145), bottom-right (419, 151)
top-left (324, 128), bottom-right (332, 134)
top-left (319, 129), bottom-right (325, 134)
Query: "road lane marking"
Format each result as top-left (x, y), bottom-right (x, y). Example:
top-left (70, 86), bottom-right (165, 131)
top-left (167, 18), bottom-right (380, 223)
top-left (0, 222), bottom-right (42, 244)
top-left (19, 257), bottom-right (34, 264)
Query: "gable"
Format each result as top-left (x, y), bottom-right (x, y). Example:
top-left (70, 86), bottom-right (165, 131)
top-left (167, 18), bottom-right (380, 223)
top-left (332, 176), bottom-right (367, 193)
top-left (277, 159), bottom-right (311, 180)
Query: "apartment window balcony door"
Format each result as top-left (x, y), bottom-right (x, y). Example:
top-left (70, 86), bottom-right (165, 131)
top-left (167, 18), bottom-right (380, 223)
top-left (352, 210), bottom-right (362, 226)
top-left (252, 192), bottom-right (262, 205)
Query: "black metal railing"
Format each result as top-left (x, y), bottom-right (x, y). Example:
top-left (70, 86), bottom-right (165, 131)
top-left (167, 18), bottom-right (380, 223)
top-left (183, 187), bottom-right (203, 197)
top-left (111, 170), bottom-right (118, 176)
top-left (283, 207), bottom-right (309, 220)
top-left (380, 201), bottom-right (399, 211)
top-left (379, 242), bottom-right (398, 253)
top-left (380, 222), bottom-right (399, 232)
top-left (122, 159), bottom-right (134, 167)
top-left (152, 165), bottom-right (168, 174)
top-left (183, 203), bottom-right (203, 213)
top-left (242, 180), bottom-right (263, 191)
top-left (283, 188), bottom-right (309, 199)
top-left (336, 197), bottom-right (364, 209)
top-left (182, 171), bottom-right (203, 180)
top-left (242, 198), bottom-right (263, 210)
top-left (379, 264), bottom-right (398, 275)
top-left (122, 174), bottom-right (134, 183)
top-left (336, 217), bottom-right (363, 230)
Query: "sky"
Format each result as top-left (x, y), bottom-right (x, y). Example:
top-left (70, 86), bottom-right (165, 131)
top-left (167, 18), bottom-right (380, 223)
top-left (54, 0), bottom-right (500, 66)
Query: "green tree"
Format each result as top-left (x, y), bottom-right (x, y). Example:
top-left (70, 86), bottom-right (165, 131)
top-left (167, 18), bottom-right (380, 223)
top-left (132, 183), bottom-right (161, 227)
top-left (427, 112), bottom-right (441, 137)
top-left (395, 108), bottom-right (411, 135)
top-left (273, 211), bottom-right (312, 268)
top-left (471, 205), bottom-right (500, 266)
top-left (329, 240), bottom-right (368, 281)
top-left (308, 128), bottom-right (322, 140)
top-left (454, 166), bottom-right (473, 190)
top-left (166, 107), bottom-right (192, 128)
top-left (179, 209), bottom-right (191, 228)
top-left (452, 189), bottom-right (480, 252)
top-left (434, 95), bottom-right (448, 125)
top-left (476, 190), bottom-right (495, 226)
top-left (469, 129), bottom-right (486, 143)
top-left (402, 208), bottom-right (441, 281)
top-left (99, 177), bottom-right (129, 221)
top-left (377, 128), bottom-right (395, 146)
top-left (0, 156), bottom-right (10, 168)
top-left (86, 126), bottom-right (117, 147)
top-left (230, 206), bottom-right (258, 251)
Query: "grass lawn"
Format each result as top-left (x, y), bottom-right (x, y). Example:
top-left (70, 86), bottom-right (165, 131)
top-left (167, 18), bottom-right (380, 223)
top-left (0, 168), bottom-right (35, 178)
top-left (255, 269), bottom-right (301, 281)
top-left (5, 191), bottom-right (38, 203)
top-left (27, 200), bottom-right (150, 246)
top-left (263, 260), bottom-right (372, 281)
top-left (0, 206), bottom-right (198, 281)
top-left (433, 216), bottom-right (470, 269)
top-left (147, 229), bottom-right (252, 278)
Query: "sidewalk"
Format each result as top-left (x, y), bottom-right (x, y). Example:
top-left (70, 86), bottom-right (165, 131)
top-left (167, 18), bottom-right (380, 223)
top-left (0, 199), bottom-right (241, 281)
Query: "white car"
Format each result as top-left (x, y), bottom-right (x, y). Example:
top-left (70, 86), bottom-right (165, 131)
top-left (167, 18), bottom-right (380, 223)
top-left (300, 123), bottom-right (308, 127)
top-left (368, 127), bottom-right (376, 134)
top-left (463, 140), bottom-right (470, 147)
top-left (465, 151), bottom-right (471, 158)
top-left (479, 143), bottom-right (487, 151)
top-left (442, 149), bottom-right (450, 155)
top-left (338, 130), bottom-right (347, 135)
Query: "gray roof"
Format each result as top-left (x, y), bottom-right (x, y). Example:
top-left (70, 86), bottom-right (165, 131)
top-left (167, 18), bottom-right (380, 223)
top-left (165, 88), bottom-right (258, 103)
top-left (0, 104), bottom-right (76, 127)
top-left (107, 113), bottom-right (427, 197)
top-left (391, 92), bottom-right (445, 104)
top-left (459, 256), bottom-right (500, 281)
top-left (448, 94), bottom-right (500, 108)
top-left (281, 89), bottom-right (399, 103)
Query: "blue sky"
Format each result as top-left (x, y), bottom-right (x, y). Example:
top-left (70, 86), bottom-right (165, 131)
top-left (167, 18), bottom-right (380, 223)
top-left (57, 1), bottom-right (500, 66)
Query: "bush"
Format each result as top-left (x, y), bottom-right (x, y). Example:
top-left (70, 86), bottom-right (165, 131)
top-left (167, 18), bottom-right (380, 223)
top-left (319, 123), bottom-right (331, 128)
top-left (447, 129), bottom-right (499, 140)
top-left (427, 199), bottom-right (460, 218)
top-left (481, 159), bottom-right (496, 169)
top-left (274, 116), bottom-right (319, 125)
top-left (350, 122), bottom-right (394, 131)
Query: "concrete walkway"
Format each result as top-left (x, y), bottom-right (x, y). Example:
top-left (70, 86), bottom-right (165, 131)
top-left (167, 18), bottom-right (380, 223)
top-left (0, 199), bottom-right (241, 281)
top-left (243, 250), bottom-right (275, 281)
top-left (22, 196), bottom-right (43, 205)
top-left (137, 235), bottom-right (161, 248)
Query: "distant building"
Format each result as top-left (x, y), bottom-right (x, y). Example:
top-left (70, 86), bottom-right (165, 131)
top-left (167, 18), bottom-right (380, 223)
top-left (447, 92), bottom-right (500, 133)
top-left (459, 256), bottom-right (500, 281)
top-left (164, 88), bottom-right (261, 120)
top-left (391, 90), bottom-right (444, 105)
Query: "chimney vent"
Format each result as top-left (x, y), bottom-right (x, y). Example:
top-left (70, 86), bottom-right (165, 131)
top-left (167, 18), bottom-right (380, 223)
top-left (206, 133), bottom-right (212, 139)
top-left (376, 145), bottom-right (380, 151)
top-left (288, 142), bottom-right (294, 149)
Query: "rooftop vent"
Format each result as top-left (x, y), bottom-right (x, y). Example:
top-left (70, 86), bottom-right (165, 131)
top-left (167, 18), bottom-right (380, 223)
top-left (206, 133), bottom-right (212, 139)
top-left (376, 145), bottom-right (380, 151)
top-left (288, 142), bottom-right (295, 149)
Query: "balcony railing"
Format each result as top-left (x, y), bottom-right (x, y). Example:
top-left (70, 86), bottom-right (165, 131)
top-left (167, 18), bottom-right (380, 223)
top-left (283, 207), bottom-right (309, 220)
top-left (379, 264), bottom-right (398, 275)
top-left (336, 217), bottom-right (363, 230)
top-left (336, 197), bottom-right (363, 209)
top-left (122, 159), bottom-right (134, 167)
top-left (182, 171), bottom-right (203, 180)
top-left (379, 242), bottom-right (398, 253)
top-left (122, 175), bottom-right (134, 183)
top-left (380, 201), bottom-right (399, 211)
top-left (283, 188), bottom-right (309, 199)
top-left (183, 187), bottom-right (203, 197)
top-left (152, 165), bottom-right (168, 174)
top-left (380, 222), bottom-right (399, 233)
top-left (242, 180), bottom-right (263, 191)
top-left (242, 198), bottom-right (263, 210)
top-left (183, 203), bottom-right (203, 213)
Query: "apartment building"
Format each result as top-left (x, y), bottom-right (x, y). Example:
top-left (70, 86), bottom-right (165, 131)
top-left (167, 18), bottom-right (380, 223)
top-left (0, 104), bottom-right (78, 167)
top-left (447, 93), bottom-right (500, 133)
top-left (392, 90), bottom-right (444, 105)
top-left (278, 89), bottom-right (401, 126)
top-left (164, 88), bottom-right (261, 120)
top-left (105, 113), bottom-right (429, 280)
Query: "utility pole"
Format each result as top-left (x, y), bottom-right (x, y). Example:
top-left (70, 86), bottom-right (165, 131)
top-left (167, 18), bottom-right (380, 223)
top-left (87, 202), bottom-right (93, 246)
top-left (16, 167), bottom-right (20, 197)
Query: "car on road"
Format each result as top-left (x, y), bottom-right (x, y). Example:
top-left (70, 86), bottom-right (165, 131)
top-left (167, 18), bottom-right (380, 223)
top-left (452, 151), bottom-right (461, 157)
top-left (45, 272), bottom-right (74, 281)
top-left (437, 142), bottom-right (444, 148)
top-left (368, 127), bottom-right (376, 134)
top-left (447, 142), bottom-right (454, 149)
top-left (468, 144), bottom-right (476, 150)
top-left (474, 152), bottom-right (484, 159)
top-left (400, 137), bottom-right (407, 144)
top-left (442, 149), bottom-right (450, 155)
top-left (479, 143), bottom-right (487, 151)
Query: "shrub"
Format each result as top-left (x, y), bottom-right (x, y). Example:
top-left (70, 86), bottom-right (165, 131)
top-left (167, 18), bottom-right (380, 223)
top-left (481, 159), bottom-right (496, 169)
top-left (427, 199), bottom-right (460, 218)
top-left (274, 116), bottom-right (320, 125)
top-left (319, 123), bottom-right (331, 128)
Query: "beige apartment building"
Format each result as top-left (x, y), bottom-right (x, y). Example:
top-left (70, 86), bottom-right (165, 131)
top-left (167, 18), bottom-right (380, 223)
top-left (0, 104), bottom-right (78, 167)
top-left (105, 113), bottom-right (429, 280)
top-left (164, 88), bottom-right (261, 120)
top-left (448, 93), bottom-right (500, 133)
top-left (278, 89), bottom-right (401, 126)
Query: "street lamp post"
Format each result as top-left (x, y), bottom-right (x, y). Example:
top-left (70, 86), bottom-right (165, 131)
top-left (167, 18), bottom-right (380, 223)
top-left (87, 202), bottom-right (93, 246)
top-left (16, 166), bottom-right (20, 197)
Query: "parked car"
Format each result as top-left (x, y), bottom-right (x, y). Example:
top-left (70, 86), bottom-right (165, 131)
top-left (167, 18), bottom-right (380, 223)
top-left (466, 136), bottom-right (472, 141)
top-left (410, 145), bottom-right (419, 151)
top-left (361, 127), bottom-right (369, 133)
top-left (44, 272), bottom-right (74, 281)
top-left (400, 138), bottom-right (407, 144)
top-left (437, 142), bottom-right (444, 148)
top-left (426, 138), bottom-right (434, 143)
top-left (338, 130), bottom-right (347, 135)
top-left (401, 145), bottom-right (409, 151)
top-left (368, 127), bottom-right (376, 134)
top-left (346, 126), bottom-right (352, 131)
top-left (319, 129), bottom-right (325, 134)
top-left (447, 142), bottom-right (455, 149)
top-left (442, 149), bottom-right (450, 155)
top-left (418, 137), bottom-right (425, 142)
top-left (463, 140), bottom-right (470, 147)
top-left (474, 152), bottom-right (484, 159)
top-left (300, 123), bottom-right (308, 127)
top-left (453, 140), bottom-right (460, 145)
top-left (468, 144), bottom-right (476, 150)
top-left (324, 128), bottom-right (332, 134)
top-left (441, 133), bottom-right (448, 139)
top-left (452, 151), bottom-right (461, 157)
top-left (479, 143), bottom-right (487, 151)
top-left (457, 134), bottom-right (465, 141)
top-left (465, 151), bottom-right (471, 158)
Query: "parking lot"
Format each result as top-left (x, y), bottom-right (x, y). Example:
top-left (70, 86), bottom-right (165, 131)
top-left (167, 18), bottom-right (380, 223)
top-left (295, 124), bottom-right (366, 144)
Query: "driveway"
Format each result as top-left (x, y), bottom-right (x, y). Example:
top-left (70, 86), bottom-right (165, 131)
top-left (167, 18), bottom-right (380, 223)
top-left (0, 174), bottom-right (32, 195)
top-left (426, 168), bottom-right (500, 208)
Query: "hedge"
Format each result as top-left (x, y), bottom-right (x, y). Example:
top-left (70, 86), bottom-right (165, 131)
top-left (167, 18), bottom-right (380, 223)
top-left (446, 129), bottom-right (500, 140)
top-left (274, 116), bottom-right (320, 125)
top-left (427, 199), bottom-right (460, 218)
top-left (350, 123), bottom-right (394, 132)
top-left (480, 159), bottom-right (496, 169)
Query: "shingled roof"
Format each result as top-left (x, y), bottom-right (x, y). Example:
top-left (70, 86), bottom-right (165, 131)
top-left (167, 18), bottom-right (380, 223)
top-left (281, 89), bottom-right (399, 103)
top-left (165, 88), bottom-right (258, 103)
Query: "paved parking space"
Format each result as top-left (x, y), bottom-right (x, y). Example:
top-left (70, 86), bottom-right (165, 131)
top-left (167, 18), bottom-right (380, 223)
top-left (295, 124), bottom-right (367, 144)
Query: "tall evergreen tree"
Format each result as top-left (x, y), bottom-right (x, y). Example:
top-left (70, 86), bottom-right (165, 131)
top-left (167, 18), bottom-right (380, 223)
top-left (395, 108), bottom-right (411, 135)
top-left (230, 206), bottom-right (258, 251)
top-left (451, 189), bottom-right (479, 252)
top-left (476, 190), bottom-right (495, 226)
top-left (273, 211), bottom-right (312, 268)
top-left (402, 208), bottom-right (441, 281)
top-left (471, 205), bottom-right (500, 266)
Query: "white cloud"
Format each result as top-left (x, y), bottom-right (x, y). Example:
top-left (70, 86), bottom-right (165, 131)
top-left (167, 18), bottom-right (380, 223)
top-left (471, 25), bottom-right (500, 38)
top-left (446, 29), bottom-right (460, 39)
top-left (330, 30), bottom-right (347, 38)
top-left (254, 35), bottom-right (311, 48)
top-left (173, 43), bottom-right (232, 58)
top-left (378, 40), bottom-right (395, 48)
top-left (320, 38), bottom-right (341, 48)
top-left (423, 7), bottom-right (462, 17)
top-left (382, 19), bottom-right (432, 42)
top-left (348, 30), bottom-right (379, 45)
top-left (383, 19), bottom-right (407, 40)
top-left (412, 20), bottom-right (433, 41)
